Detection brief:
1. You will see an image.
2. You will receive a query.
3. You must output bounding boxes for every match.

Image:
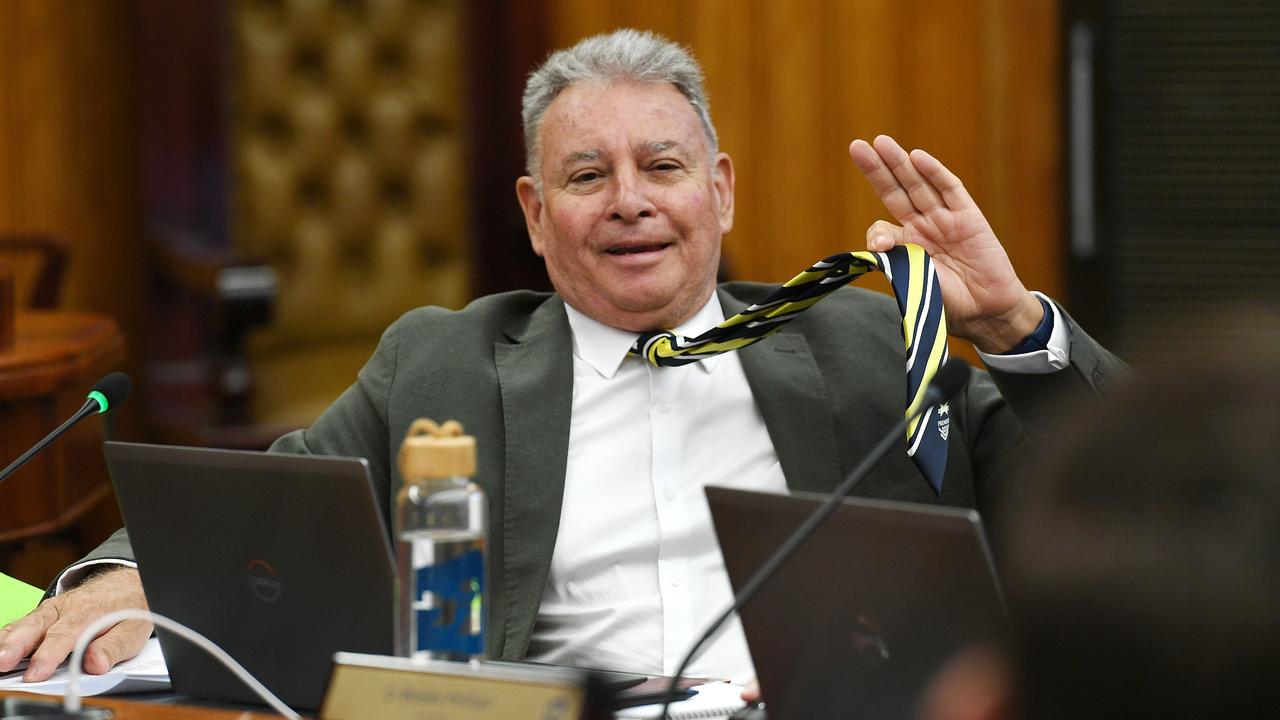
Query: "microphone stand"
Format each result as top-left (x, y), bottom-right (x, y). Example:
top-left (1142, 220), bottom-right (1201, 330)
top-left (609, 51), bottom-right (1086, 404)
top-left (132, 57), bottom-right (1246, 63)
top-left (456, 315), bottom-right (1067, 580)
top-left (0, 372), bottom-right (129, 488)
top-left (0, 397), bottom-right (100, 486)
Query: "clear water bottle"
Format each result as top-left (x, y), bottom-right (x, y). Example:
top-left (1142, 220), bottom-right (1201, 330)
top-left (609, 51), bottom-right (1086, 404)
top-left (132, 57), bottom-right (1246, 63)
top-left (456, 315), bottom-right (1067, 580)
top-left (394, 419), bottom-right (487, 662)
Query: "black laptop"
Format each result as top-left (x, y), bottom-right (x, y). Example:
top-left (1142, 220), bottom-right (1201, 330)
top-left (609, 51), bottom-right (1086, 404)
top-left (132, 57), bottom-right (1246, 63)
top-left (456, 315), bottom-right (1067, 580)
top-left (706, 486), bottom-right (1010, 720)
top-left (103, 441), bottom-right (396, 710)
top-left (103, 441), bottom-right (654, 712)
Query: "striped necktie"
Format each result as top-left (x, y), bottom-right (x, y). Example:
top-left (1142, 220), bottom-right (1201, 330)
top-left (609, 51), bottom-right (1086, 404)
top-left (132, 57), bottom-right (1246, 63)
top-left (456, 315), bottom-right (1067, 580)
top-left (632, 243), bottom-right (952, 494)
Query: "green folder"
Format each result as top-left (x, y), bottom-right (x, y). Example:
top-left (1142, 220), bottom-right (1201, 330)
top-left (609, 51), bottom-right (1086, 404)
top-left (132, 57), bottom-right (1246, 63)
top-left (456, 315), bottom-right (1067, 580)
top-left (0, 572), bottom-right (44, 626)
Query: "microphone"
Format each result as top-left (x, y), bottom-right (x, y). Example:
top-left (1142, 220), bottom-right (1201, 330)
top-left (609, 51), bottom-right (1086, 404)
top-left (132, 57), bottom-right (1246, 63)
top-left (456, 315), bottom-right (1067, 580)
top-left (0, 372), bottom-right (132, 487)
top-left (657, 359), bottom-right (972, 717)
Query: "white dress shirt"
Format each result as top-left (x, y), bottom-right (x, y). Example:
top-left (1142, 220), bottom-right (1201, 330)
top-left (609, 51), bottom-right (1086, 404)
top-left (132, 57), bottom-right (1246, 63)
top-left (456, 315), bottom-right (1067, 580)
top-left (523, 294), bottom-right (787, 683)
top-left (976, 292), bottom-right (1071, 373)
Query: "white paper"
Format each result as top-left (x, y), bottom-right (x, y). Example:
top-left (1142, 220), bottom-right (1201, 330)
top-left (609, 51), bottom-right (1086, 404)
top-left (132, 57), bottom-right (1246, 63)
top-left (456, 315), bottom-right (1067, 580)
top-left (0, 637), bottom-right (170, 696)
top-left (615, 681), bottom-right (747, 719)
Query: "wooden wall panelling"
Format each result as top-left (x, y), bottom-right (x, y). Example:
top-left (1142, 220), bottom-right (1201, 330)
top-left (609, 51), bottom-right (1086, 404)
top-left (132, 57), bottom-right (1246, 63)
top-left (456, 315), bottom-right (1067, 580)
top-left (753, 0), bottom-right (829, 276)
top-left (689, 0), bottom-right (756, 279)
top-left (614, 0), bottom-right (689, 41)
top-left (0, 0), bottom-right (145, 430)
top-left (832, 0), bottom-right (903, 240)
top-left (989, 0), bottom-right (1064, 301)
top-left (0, 0), bottom-right (142, 583)
top-left (545, 0), bottom-right (610, 44)
top-left (0, 3), bottom-right (16, 231)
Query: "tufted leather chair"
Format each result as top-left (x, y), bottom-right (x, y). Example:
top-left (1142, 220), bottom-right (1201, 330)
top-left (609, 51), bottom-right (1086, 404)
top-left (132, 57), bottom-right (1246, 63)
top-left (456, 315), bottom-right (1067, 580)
top-left (204, 0), bottom-right (472, 438)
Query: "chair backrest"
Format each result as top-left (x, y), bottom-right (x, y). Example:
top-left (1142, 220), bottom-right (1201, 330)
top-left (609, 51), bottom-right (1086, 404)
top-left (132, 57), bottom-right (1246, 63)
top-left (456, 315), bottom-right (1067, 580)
top-left (232, 0), bottom-right (472, 355)
top-left (0, 233), bottom-right (68, 310)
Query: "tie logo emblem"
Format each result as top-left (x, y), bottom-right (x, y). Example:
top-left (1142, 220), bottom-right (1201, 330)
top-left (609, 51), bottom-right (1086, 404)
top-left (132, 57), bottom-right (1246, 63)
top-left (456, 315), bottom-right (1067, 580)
top-left (937, 403), bottom-right (950, 441)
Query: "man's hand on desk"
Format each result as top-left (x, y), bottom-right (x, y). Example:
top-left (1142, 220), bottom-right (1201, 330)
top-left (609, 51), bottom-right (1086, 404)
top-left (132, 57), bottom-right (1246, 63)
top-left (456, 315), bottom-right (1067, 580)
top-left (0, 567), bottom-right (151, 682)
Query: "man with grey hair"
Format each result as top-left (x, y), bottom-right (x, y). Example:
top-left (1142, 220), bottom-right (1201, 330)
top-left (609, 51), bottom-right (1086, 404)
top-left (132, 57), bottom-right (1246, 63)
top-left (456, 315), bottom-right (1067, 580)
top-left (521, 28), bottom-right (719, 189)
top-left (3, 29), bottom-right (1122, 692)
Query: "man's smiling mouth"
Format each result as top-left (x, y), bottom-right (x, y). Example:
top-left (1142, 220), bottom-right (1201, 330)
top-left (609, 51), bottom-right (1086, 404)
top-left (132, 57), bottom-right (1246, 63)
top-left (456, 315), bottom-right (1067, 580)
top-left (606, 243), bottom-right (671, 255)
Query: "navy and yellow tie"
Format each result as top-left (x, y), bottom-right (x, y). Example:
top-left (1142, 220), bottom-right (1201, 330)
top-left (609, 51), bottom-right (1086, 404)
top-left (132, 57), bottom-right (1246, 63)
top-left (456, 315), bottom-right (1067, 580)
top-left (632, 243), bottom-right (952, 494)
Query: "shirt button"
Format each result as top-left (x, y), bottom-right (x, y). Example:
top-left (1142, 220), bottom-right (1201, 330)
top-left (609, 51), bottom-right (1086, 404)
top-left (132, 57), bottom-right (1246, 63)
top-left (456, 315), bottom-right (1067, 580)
top-left (669, 576), bottom-right (682, 587)
top-left (656, 404), bottom-right (672, 415)
top-left (663, 487), bottom-right (676, 501)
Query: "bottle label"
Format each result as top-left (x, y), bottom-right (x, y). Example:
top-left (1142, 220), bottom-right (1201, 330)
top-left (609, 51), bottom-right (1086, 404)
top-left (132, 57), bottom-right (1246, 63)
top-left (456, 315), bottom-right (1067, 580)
top-left (415, 547), bottom-right (485, 656)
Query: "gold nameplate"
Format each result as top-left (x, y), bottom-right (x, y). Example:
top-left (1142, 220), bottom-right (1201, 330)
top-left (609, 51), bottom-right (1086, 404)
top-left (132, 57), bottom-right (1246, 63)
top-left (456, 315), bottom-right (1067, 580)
top-left (321, 652), bottom-right (586, 720)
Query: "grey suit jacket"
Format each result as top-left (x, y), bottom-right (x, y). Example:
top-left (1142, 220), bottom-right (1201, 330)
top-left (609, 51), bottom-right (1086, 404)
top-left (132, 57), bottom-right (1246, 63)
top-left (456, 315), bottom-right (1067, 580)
top-left (81, 283), bottom-right (1127, 659)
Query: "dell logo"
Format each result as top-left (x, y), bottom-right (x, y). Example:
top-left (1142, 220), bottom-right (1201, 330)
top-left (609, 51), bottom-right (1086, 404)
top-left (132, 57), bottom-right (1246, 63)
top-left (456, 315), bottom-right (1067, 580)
top-left (246, 559), bottom-right (282, 603)
top-left (849, 613), bottom-right (891, 663)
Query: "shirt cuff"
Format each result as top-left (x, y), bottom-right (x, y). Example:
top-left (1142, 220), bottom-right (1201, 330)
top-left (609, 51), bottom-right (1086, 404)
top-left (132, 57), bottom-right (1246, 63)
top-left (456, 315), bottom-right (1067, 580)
top-left (54, 559), bottom-right (138, 596)
top-left (977, 292), bottom-right (1071, 374)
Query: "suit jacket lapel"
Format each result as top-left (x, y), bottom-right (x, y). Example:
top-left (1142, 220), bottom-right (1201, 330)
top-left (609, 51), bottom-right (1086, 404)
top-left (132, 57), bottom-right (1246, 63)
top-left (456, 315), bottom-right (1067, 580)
top-left (493, 296), bottom-right (574, 658)
top-left (719, 288), bottom-right (843, 494)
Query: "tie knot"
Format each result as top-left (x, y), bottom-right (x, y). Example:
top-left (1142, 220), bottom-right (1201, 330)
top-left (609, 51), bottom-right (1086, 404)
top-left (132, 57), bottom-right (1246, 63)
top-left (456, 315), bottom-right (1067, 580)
top-left (634, 329), bottom-right (681, 367)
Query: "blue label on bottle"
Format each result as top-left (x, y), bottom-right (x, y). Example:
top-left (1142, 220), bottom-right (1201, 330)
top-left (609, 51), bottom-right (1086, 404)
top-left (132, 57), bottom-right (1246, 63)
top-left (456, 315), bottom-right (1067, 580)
top-left (415, 549), bottom-right (485, 655)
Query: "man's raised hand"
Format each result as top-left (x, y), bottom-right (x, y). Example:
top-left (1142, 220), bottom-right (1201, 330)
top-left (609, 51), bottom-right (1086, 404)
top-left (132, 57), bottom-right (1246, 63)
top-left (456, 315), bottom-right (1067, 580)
top-left (849, 135), bottom-right (1043, 353)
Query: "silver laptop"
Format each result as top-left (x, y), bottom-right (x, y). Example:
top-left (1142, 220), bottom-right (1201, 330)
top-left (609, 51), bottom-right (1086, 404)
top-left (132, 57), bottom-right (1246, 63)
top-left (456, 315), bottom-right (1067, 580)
top-left (103, 441), bottom-right (396, 710)
top-left (706, 486), bottom-right (1009, 720)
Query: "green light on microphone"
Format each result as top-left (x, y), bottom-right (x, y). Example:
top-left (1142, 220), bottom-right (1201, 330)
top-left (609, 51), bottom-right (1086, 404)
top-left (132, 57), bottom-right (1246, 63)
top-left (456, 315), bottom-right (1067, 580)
top-left (87, 390), bottom-right (109, 413)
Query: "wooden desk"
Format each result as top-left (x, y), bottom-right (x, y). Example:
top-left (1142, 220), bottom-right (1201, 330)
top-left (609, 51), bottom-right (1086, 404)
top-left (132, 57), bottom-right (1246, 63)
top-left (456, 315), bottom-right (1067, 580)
top-left (1, 690), bottom-right (293, 719)
top-left (0, 310), bottom-right (126, 584)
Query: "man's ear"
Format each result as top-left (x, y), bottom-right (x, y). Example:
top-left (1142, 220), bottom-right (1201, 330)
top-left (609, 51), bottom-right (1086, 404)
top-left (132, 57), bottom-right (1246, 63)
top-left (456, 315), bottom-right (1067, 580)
top-left (712, 152), bottom-right (735, 235)
top-left (515, 176), bottom-right (546, 257)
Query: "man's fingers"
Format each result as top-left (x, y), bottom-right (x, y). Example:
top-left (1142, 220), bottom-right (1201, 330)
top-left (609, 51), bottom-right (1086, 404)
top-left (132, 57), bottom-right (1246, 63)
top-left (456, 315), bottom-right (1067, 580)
top-left (0, 569), bottom-right (149, 682)
top-left (24, 621), bottom-right (80, 682)
top-left (0, 603), bottom-right (57, 674)
top-left (22, 615), bottom-right (150, 681)
top-left (82, 619), bottom-right (152, 675)
top-left (910, 148), bottom-right (976, 212)
top-left (865, 220), bottom-right (903, 253)
top-left (872, 135), bottom-right (945, 217)
top-left (849, 139), bottom-right (922, 224)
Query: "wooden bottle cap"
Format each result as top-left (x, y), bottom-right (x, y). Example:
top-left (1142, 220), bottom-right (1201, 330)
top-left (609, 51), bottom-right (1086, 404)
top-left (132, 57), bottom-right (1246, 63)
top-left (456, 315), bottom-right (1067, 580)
top-left (398, 418), bottom-right (476, 479)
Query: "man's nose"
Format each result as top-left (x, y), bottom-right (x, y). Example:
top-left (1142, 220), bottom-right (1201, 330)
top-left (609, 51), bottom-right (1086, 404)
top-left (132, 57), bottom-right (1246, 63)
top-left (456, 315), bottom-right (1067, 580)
top-left (607, 171), bottom-right (657, 222)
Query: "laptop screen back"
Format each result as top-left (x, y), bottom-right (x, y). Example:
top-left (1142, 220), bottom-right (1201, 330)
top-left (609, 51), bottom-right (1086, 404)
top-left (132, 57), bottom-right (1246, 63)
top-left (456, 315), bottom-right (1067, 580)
top-left (103, 441), bottom-right (395, 710)
top-left (706, 486), bottom-right (1008, 720)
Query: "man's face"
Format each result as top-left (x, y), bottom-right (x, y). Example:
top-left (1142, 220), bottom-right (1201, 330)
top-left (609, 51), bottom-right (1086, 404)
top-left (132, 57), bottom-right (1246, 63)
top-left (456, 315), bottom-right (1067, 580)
top-left (516, 80), bottom-right (735, 332)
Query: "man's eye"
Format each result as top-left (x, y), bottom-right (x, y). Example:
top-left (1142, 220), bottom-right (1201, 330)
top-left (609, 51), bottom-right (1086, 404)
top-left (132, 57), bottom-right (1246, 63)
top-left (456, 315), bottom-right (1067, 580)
top-left (652, 162), bottom-right (680, 172)
top-left (570, 171), bottom-right (602, 184)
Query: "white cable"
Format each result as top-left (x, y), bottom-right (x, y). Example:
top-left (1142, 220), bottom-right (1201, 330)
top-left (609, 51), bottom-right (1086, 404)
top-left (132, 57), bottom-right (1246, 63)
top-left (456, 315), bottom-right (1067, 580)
top-left (63, 609), bottom-right (300, 719)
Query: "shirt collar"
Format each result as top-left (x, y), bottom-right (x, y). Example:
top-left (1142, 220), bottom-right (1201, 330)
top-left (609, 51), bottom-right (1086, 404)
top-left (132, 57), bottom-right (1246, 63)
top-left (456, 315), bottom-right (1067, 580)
top-left (563, 293), bottom-right (727, 379)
